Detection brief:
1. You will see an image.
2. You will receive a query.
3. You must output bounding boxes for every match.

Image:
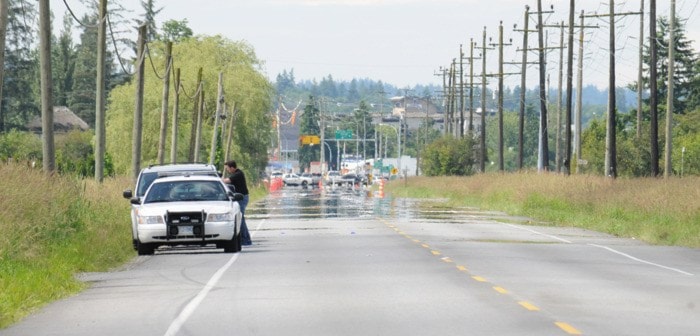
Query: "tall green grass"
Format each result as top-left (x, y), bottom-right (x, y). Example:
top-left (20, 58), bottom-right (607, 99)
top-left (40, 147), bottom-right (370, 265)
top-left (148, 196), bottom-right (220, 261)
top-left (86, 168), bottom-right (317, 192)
top-left (0, 163), bottom-right (134, 328)
top-left (385, 172), bottom-right (700, 248)
top-left (0, 163), bottom-right (268, 328)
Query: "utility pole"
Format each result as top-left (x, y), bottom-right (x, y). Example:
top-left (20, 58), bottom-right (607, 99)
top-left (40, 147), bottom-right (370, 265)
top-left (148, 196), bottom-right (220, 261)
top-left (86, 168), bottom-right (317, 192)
top-left (478, 26), bottom-right (492, 172)
top-left (488, 22), bottom-right (514, 171)
top-left (536, 0), bottom-right (550, 172)
top-left (157, 41), bottom-right (172, 165)
top-left (0, 0), bottom-right (8, 133)
top-left (513, 5), bottom-right (538, 170)
top-left (95, 0), bottom-right (107, 181)
top-left (170, 68), bottom-right (180, 164)
top-left (606, 0), bottom-right (617, 178)
top-left (446, 63), bottom-right (454, 135)
top-left (564, 0), bottom-right (575, 175)
top-left (557, 22), bottom-right (565, 172)
top-left (459, 45), bottom-right (465, 138)
top-left (664, 0), bottom-right (675, 178)
top-left (39, 0), bottom-right (54, 173)
top-left (132, 24), bottom-right (146, 182)
top-left (225, 102), bottom-right (236, 164)
top-left (209, 72), bottom-right (224, 165)
top-left (637, 0), bottom-right (645, 138)
top-left (469, 39), bottom-right (476, 133)
top-left (574, 12), bottom-right (599, 173)
top-left (585, 3), bottom-right (642, 178)
top-left (193, 88), bottom-right (205, 162)
top-left (188, 68), bottom-right (203, 162)
top-left (650, 0), bottom-right (659, 176)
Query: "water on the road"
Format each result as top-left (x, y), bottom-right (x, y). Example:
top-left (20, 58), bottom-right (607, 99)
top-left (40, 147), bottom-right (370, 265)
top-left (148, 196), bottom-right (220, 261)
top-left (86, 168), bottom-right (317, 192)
top-left (246, 184), bottom-right (528, 224)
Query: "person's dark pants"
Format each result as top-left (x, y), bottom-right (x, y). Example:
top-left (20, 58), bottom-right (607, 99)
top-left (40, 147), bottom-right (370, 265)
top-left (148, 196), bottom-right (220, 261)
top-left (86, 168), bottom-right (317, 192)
top-left (238, 194), bottom-right (252, 245)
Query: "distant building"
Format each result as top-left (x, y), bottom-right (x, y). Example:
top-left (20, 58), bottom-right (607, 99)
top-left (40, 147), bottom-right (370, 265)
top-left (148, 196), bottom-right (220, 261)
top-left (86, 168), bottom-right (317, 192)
top-left (26, 106), bottom-right (89, 133)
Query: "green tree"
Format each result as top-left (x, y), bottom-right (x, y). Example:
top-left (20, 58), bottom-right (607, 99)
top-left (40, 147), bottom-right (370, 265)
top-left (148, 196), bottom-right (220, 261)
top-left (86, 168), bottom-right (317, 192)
top-left (421, 135), bottom-right (476, 176)
top-left (1, 0), bottom-right (38, 132)
top-left (106, 35), bottom-right (273, 179)
top-left (161, 19), bottom-right (193, 43)
top-left (140, 0), bottom-right (163, 41)
top-left (52, 14), bottom-right (76, 107)
top-left (634, 16), bottom-right (699, 114)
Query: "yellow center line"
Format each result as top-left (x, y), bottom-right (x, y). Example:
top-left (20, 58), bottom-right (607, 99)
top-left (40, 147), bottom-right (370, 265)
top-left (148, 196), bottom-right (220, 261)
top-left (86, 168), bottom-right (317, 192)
top-left (431, 250), bottom-right (441, 256)
top-left (492, 286), bottom-right (509, 294)
top-left (555, 322), bottom-right (582, 335)
top-left (456, 265), bottom-right (468, 272)
top-left (404, 235), bottom-right (412, 239)
top-left (441, 257), bottom-right (453, 263)
top-left (518, 301), bottom-right (540, 311)
top-left (412, 239), bottom-right (421, 243)
top-left (472, 276), bottom-right (487, 282)
top-left (421, 244), bottom-right (430, 248)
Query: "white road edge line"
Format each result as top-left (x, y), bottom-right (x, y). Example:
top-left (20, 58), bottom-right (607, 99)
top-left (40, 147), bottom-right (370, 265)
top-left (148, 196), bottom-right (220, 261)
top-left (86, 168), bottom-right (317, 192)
top-left (588, 243), bottom-right (694, 276)
top-left (163, 253), bottom-right (239, 336)
top-left (504, 223), bottom-right (573, 244)
top-left (163, 219), bottom-right (267, 336)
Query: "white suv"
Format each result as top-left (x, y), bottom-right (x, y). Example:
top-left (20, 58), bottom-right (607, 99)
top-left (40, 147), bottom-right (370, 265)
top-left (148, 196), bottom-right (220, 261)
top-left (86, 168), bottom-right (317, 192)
top-left (123, 163), bottom-right (219, 250)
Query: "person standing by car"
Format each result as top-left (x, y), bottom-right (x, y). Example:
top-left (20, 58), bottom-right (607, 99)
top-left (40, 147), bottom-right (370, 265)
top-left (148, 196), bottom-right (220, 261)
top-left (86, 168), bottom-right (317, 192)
top-left (223, 160), bottom-right (252, 245)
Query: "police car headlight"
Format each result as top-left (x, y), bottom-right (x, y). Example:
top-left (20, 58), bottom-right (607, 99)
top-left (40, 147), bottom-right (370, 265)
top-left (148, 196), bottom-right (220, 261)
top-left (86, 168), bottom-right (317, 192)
top-left (208, 212), bottom-right (234, 222)
top-left (137, 215), bottom-right (164, 225)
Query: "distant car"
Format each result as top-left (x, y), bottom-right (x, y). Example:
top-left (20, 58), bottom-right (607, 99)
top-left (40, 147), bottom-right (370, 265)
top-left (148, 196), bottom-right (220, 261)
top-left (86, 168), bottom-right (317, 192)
top-left (336, 173), bottom-right (363, 186)
top-left (123, 163), bottom-right (219, 250)
top-left (283, 173), bottom-right (313, 187)
top-left (301, 173), bottom-right (322, 186)
top-left (325, 171), bottom-right (341, 185)
top-left (270, 171), bottom-right (283, 180)
top-left (129, 175), bottom-right (244, 255)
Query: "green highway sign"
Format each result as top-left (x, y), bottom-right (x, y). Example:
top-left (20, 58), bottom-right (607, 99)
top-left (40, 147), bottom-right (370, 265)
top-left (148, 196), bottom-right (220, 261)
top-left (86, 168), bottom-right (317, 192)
top-left (335, 129), bottom-right (353, 140)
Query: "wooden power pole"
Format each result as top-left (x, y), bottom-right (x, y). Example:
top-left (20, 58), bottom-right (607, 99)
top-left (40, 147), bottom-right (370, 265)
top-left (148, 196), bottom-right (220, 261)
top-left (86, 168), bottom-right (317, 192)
top-left (95, 0), bottom-right (107, 181)
top-left (131, 24), bottom-right (146, 182)
top-left (157, 41), bottom-right (172, 165)
top-left (39, 0), bottom-right (54, 173)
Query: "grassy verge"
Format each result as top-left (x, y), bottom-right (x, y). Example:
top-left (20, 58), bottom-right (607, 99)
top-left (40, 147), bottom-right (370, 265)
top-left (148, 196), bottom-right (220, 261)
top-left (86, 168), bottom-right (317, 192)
top-left (384, 172), bottom-right (700, 248)
top-left (0, 163), bottom-right (267, 328)
top-left (0, 164), bottom-right (134, 328)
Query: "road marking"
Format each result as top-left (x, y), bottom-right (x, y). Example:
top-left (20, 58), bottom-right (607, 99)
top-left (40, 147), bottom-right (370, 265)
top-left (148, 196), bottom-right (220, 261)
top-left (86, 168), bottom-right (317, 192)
top-left (472, 276), bottom-right (487, 282)
top-left (456, 265), bottom-right (468, 272)
top-left (412, 239), bottom-right (421, 243)
top-left (421, 243), bottom-right (430, 248)
top-left (518, 301), bottom-right (540, 311)
top-left (492, 286), bottom-right (509, 294)
top-left (588, 244), bottom-right (694, 276)
top-left (431, 250), bottom-right (441, 256)
top-left (441, 257), bottom-right (453, 263)
top-left (505, 224), bottom-right (572, 243)
top-left (163, 219), bottom-right (266, 336)
top-left (163, 253), bottom-right (239, 336)
top-left (555, 322), bottom-right (582, 335)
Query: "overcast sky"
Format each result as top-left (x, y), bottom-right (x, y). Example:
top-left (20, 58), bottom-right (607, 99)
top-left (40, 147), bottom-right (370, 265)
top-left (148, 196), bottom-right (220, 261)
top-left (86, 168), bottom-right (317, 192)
top-left (55, 0), bottom-right (700, 91)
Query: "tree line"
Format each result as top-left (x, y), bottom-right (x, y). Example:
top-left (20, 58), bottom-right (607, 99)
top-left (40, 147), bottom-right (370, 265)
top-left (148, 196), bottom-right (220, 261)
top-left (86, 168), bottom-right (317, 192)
top-left (0, 0), bottom-right (274, 181)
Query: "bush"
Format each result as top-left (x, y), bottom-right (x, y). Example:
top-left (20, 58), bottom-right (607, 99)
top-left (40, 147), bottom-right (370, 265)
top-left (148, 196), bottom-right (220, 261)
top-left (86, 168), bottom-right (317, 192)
top-left (421, 135), bottom-right (476, 176)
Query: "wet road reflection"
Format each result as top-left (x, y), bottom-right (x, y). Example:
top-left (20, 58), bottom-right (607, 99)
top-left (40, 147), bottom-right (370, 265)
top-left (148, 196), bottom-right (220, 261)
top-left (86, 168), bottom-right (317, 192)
top-left (247, 184), bottom-right (390, 220)
top-left (247, 184), bottom-right (531, 224)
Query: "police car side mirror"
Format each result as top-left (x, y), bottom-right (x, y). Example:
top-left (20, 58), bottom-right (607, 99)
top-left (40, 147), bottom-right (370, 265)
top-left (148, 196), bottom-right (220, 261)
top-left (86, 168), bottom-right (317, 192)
top-left (123, 189), bottom-right (133, 199)
top-left (228, 191), bottom-right (244, 201)
top-left (130, 197), bottom-right (141, 205)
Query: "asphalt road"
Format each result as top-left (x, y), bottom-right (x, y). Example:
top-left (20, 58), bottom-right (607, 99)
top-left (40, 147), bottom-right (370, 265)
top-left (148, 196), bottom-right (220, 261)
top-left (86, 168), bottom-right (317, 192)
top-left (3, 186), bottom-right (699, 335)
